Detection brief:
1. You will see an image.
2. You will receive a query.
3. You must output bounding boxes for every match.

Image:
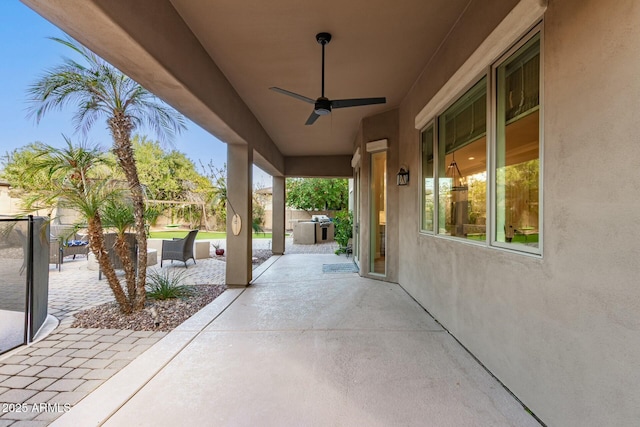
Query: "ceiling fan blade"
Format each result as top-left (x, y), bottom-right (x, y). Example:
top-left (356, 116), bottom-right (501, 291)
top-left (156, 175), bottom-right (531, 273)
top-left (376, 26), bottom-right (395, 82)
top-left (332, 97), bottom-right (387, 109)
top-left (269, 87), bottom-right (315, 104)
top-left (305, 110), bottom-right (321, 125)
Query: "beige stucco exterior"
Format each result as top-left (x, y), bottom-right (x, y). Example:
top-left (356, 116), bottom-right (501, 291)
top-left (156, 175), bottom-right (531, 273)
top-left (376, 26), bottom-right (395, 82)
top-left (0, 182), bottom-right (22, 216)
top-left (393, 1), bottom-right (640, 426)
top-left (20, 0), bottom-right (640, 424)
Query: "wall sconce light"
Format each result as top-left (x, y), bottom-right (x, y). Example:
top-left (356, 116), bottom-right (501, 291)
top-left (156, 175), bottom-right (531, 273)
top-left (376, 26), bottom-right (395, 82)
top-left (397, 167), bottom-right (409, 186)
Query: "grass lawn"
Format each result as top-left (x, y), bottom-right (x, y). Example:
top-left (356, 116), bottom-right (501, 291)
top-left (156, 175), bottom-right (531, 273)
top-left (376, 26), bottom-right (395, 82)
top-left (149, 230), bottom-right (274, 239)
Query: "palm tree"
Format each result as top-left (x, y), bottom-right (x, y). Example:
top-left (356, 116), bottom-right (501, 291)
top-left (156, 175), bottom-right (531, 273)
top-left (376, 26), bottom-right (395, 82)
top-left (101, 199), bottom-right (138, 306)
top-left (201, 160), bottom-right (228, 227)
top-left (24, 138), bottom-right (135, 312)
top-left (28, 37), bottom-right (186, 311)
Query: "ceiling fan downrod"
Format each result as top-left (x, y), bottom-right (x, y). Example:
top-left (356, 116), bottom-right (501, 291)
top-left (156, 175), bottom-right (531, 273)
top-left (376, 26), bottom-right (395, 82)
top-left (316, 32), bottom-right (332, 99)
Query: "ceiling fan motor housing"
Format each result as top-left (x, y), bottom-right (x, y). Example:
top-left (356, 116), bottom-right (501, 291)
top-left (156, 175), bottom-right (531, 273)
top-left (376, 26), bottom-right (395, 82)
top-left (314, 97), bottom-right (331, 115)
top-left (316, 32), bottom-right (332, 45)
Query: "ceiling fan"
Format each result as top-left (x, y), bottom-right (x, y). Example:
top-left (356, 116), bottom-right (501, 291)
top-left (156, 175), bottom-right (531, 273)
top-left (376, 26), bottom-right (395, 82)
top-left (269, 32), bottom-right (386, 125)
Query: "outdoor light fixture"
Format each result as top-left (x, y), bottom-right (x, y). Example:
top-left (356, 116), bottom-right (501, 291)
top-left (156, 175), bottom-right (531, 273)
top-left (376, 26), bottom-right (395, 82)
top-left (446, 153), bottom-right (468, 191)
top-left (397, 167), bottom-right (409, 186)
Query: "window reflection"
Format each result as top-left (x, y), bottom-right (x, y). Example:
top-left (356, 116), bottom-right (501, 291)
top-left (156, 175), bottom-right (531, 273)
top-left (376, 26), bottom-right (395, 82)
top-left (421, 125), bottom-right (434, 232)
top-left (495, 35), bottom-right (540, 247)
top-left (370, 151), bottom-right (386, 275)
top-left (438, 78), bottom-right (487, 240)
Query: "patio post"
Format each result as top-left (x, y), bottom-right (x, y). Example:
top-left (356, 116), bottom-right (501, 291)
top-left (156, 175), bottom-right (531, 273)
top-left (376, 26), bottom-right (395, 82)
top-left (225, 144), bottom-right (253, 286)
top-left (272, 176), bottom-right (285, 255)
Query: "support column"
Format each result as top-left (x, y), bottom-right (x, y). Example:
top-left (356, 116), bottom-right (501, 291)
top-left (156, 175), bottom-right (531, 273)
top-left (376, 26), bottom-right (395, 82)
top-left (272, 176), bottom-right (286, 255)
top-left (225, 144), bottom-right (253, 287)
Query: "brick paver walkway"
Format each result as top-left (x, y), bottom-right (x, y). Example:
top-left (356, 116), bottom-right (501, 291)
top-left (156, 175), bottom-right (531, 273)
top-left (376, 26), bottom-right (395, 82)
top-left (0, 238), bottom-right (339, 425)
top-left (0, 257), bottom-right (177, 425)
top-left (0, 328), bottom-right (166, 425)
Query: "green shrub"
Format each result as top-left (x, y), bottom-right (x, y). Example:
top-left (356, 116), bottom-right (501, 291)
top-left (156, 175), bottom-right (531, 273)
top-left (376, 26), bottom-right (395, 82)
top-left (334, 210), bottom-right (353, 252)
top-left (146, 270), bottom-right (192, 300)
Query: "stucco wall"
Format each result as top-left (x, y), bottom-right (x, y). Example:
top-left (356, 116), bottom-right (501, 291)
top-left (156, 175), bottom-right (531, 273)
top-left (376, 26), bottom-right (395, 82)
top-left (397, 0), bottom-right (640, 425)
top-left (0, 185), bottom-right (22, 215)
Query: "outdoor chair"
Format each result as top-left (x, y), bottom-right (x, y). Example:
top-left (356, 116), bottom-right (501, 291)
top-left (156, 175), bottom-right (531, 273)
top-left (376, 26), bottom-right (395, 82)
top-left (338, 238), bottom-right (353, 258)
top-left (99, 232), bottom-right (138, 280)
top-left (51, 224), bottom-right (89, 264)
top-left (49, 239), bottom-right (61, 271)
top-left (61, 236), bottom-right (89, 261)
top-left (161, 229), bottom-right (198, 268)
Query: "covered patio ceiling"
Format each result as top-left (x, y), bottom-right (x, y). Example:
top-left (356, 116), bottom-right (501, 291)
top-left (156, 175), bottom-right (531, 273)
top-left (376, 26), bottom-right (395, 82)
top-left (22, 0), bottom-right (472, 174)
top-left (169, 0), bottom-right (470, 157)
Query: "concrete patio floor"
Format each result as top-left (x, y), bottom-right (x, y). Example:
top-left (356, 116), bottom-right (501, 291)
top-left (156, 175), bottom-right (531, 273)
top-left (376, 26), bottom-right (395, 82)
top-left (52, 254), bottom-right (540, 427)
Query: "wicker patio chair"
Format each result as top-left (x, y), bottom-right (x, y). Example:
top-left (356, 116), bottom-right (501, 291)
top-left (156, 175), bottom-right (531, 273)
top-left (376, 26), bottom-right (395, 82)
top-left (49, 239), bottom-right (61, 271)
top-left (99, 232), bottom-right (137, 280)
top-left (160, 229), bottom-right (198, 268)
top-left (61, 238), bottom-right (89, 260)
top-left (51, 224), bottom-right (89, 263)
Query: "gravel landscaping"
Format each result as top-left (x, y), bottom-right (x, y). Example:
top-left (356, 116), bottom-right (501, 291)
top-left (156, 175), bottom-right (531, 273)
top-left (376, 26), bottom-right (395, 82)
top-left (69, 249), bottom-right (274, 332)
top-left (71, 284), bottom-right (226, 332)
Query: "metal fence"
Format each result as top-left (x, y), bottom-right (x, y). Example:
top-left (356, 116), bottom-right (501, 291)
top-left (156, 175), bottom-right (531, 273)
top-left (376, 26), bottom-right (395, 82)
top-left (0, 216), bottom-right (50, 355)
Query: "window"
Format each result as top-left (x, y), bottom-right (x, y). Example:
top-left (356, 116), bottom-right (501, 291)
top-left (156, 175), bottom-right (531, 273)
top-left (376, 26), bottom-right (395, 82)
top-left (419, 28), bottom-right (541, 255)
top-left (494, 34), bottom-right (541, 251)
top-left (438, 78), bottom-right (487, 240)
top-left (421, 124), bottom-right (434, 232)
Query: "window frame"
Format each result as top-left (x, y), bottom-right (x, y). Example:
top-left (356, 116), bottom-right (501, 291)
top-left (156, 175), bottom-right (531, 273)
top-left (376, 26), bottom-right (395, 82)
top-left (436, 76), bottom-right (488, 243)
top-left (419, 121), bottom-right (436, 234)
top-left (370, 149), bottom-right (388, 276)
top-left (490, 25), bottom-right (543, 255)
top-left (418, 23), bottom-right (543, 256)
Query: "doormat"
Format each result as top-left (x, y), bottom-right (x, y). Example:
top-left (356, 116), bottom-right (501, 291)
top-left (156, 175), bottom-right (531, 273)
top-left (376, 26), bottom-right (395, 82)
top-left (322, 263), bottom-right (359, 273)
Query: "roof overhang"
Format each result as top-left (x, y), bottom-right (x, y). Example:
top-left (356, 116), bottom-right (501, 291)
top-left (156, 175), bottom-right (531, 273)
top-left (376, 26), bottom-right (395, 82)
top-left (21, 0), bottom-right (479, 177)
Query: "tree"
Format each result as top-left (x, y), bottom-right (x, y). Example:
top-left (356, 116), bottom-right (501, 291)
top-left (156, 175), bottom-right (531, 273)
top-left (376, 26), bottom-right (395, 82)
top-left (334, 210), bottom-right (353, 251)
top-left (109, 135), bottom-right (212, 228)
top-left (27, 37), bottom-right (186, 312)
top-left (125, 135), bottom-right (209, 202)
top-left (200, 161), bottom-right (227, 229)
top-left (100, 199), bottom-right (139, 305)
top-left (252, 195), bottom-right (265, 233)
top-left (500, 159), bottom-right (539, 227)
top-left (1, 142), bottom-right (58, 213)
top-left (286, 178), bottom-right (348, 211)
top-left (20, 138), bottom-right (139, 313)
top-left (3, 136), bottom-right (215, 229)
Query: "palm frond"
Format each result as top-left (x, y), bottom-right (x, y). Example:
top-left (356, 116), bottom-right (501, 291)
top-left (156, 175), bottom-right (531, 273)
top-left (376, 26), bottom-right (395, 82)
top-left (135, 98), bottom-right (186, 143)
top-left (28, 35), bottom-right (186, 145)
top-left (101, 199), bottom-right (135, 235)
top-left (48, 36), bottom-right (105, 69)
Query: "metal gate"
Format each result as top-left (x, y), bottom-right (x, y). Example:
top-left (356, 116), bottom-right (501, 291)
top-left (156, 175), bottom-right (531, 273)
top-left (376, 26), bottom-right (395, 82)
top-left (0, 216), bottom-right (49, 355)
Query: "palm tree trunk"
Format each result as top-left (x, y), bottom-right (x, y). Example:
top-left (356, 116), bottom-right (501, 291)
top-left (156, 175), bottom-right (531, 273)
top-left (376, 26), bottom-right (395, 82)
top-left (114, 233), bottom-right (137, 303)
top-left (87, 215), bottom-right (132, 314)
top-left (110, 113), bottom-right (148, 311)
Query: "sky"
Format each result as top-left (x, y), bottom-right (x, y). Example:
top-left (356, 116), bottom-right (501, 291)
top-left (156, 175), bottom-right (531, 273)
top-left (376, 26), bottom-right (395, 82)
top-left (0, 2), bottom-right (271, 187)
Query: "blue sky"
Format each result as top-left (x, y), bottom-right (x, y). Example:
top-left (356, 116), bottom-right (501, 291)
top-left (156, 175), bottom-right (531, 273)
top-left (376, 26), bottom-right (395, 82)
top-left (0, 2), bottom-right (270, 187)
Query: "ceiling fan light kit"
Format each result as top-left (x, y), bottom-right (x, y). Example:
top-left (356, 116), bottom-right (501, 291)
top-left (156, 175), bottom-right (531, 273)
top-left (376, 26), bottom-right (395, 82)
top-left (269, 32), bottom-right (386, 125)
